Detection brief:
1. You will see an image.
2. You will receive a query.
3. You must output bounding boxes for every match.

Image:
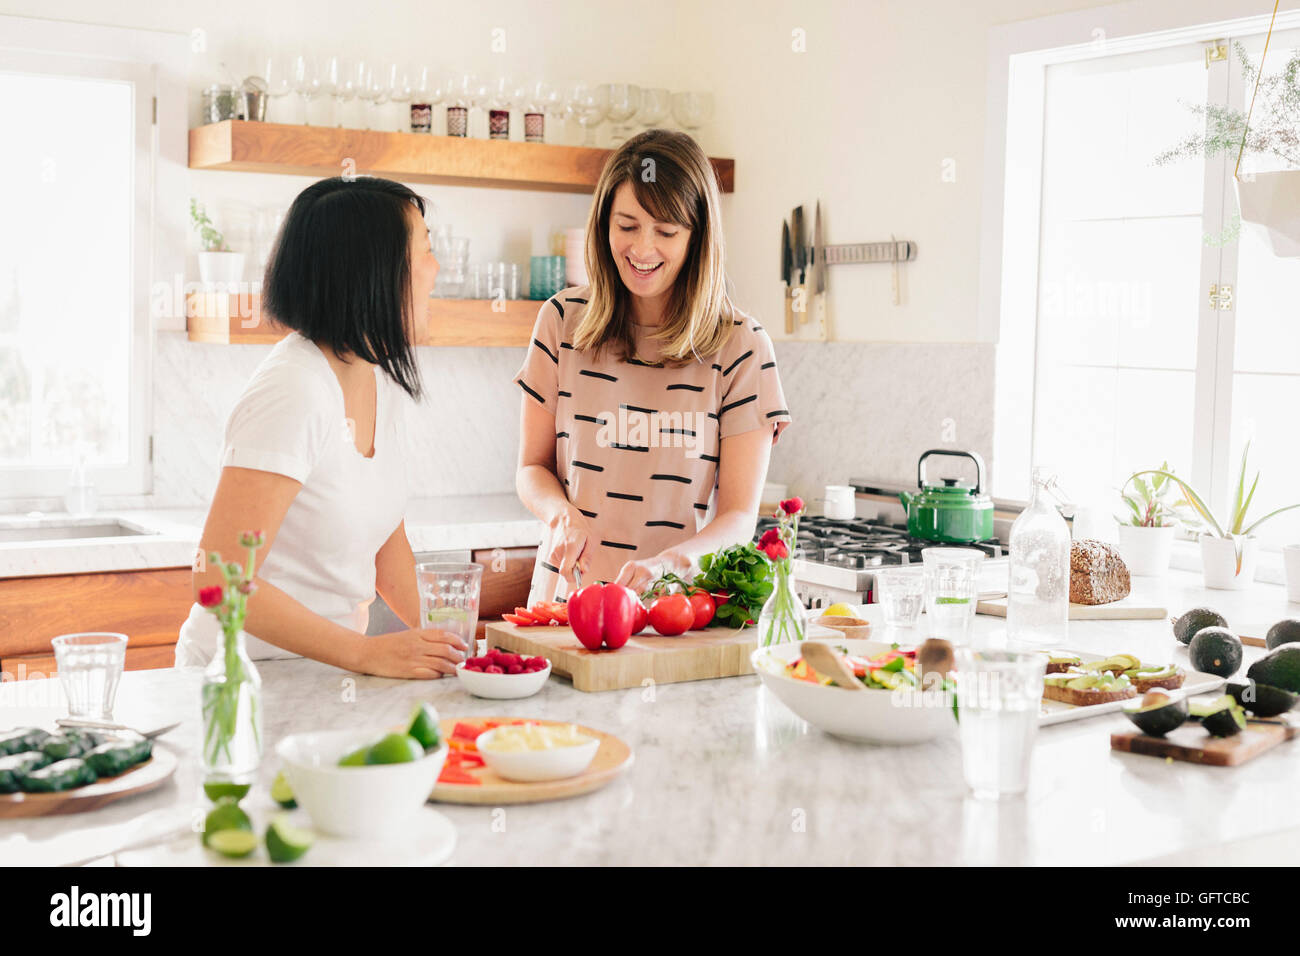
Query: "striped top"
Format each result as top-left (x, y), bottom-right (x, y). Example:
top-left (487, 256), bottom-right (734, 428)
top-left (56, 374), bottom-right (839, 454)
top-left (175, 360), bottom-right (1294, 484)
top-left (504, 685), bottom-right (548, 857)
top-left (514, 286), bottom-right (792, 603)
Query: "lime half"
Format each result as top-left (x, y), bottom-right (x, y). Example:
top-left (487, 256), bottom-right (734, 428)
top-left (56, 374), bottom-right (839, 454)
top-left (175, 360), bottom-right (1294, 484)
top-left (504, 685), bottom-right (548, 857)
top-left (337, 745), bottom-right (371, 767)
top-left (208, 828), bottom-right (259, 859)
top-left (364, 732), bottom-right (424, 765)
top-left (425, 607), bottom-right (469, 627)
top-left (407, 702), bottom-right (441, 751)
top-left (270, 770), bottom-right (297, 809)
top-left (265, 815), bottom-right (315, 863)
top-left (203, 796), bottom-right (253, 847)
top-left (202, 780), bottom-right (251, 803)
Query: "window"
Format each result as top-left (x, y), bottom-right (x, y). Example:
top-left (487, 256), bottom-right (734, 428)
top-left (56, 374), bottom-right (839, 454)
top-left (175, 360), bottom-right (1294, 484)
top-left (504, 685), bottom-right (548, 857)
top-left (990, 11), bottom-right (1300, 556)
top-left (0, 34), bottom-right (155, 498)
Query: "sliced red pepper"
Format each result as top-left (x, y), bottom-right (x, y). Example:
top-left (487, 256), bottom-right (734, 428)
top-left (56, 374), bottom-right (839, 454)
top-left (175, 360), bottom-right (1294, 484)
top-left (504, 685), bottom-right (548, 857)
top-left (502, 613), bottom-right (531, 626)
top-left (438, 765), bottom-right (481, 785)
top-left (451, 721), bottom-right (484, 741)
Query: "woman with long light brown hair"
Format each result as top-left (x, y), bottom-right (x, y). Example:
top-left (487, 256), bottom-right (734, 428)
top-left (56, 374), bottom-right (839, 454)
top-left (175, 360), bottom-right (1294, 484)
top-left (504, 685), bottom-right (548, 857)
top-left (514, 129), bottom-right (792, 602)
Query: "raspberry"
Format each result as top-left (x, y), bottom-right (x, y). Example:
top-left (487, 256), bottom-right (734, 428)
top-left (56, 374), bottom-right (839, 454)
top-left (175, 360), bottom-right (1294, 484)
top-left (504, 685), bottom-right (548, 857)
top-left (484, 664), bottom-right (503, 674)
top-left (526, 657), bottom-right (548, 670)
top-left (495, 653), bottom-right (522, 669)
top-left (507, 664), bottom-right (524, 674)
top-left (464, 664), bottom-right (482, 672)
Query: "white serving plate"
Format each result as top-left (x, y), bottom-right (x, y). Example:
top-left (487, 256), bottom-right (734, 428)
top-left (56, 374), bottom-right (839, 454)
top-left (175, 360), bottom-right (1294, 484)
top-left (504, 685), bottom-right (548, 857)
top-left (1038, 650), bottom-right (1226, 726)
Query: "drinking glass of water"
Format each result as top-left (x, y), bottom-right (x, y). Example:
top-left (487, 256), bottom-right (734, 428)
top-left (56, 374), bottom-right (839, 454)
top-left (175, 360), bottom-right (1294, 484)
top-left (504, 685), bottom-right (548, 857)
top-left (50, 632), bottom-right (128, 720)
top-left (921, 547), bottom-right (984, 644)
top-left (876, 566), bottom-right (925, 628)
top-left (416, 562), bottom-right (483, 656)
top-left (954, 647), bottom-right (1046, 800)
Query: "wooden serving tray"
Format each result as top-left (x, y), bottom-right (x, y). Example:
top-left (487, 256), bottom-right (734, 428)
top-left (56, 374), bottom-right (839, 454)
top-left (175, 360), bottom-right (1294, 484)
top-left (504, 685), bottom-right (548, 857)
top-left (1111, 718), bottom-right (1300, 766)
top-left (430, 718), bottom-right (632, 805)
top-left (0, 746), bottom-right (178, 818)
top-left (484, 620), bottom-right (759, 692)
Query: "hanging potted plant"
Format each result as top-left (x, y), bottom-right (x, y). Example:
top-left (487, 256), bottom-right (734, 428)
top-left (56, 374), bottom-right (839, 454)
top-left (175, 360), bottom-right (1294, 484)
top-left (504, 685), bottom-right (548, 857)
top-left (1114, 462), bottom-right (1186, 576)
top-left (191, 197), bottom-right (245, 288)
top-left (1129, 441), bottom-right (1300, 590)
top-left (1155, 29), bottom-right (1300, 257)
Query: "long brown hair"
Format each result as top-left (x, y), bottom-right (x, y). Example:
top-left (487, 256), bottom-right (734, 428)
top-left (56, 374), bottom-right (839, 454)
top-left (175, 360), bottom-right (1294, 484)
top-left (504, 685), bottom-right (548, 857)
top-left (572, 129), bottom-right (733, 364)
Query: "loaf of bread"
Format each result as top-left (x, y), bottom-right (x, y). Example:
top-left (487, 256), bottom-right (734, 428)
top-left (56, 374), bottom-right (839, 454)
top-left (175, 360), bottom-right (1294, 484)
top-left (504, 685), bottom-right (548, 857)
top-left (1069, 539), bottom-right (1131, 605)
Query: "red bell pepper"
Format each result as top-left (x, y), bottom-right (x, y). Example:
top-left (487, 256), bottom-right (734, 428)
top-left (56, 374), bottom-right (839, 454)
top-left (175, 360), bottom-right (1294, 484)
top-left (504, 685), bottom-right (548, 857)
top-left (567, 582), bottom-right (640, 650)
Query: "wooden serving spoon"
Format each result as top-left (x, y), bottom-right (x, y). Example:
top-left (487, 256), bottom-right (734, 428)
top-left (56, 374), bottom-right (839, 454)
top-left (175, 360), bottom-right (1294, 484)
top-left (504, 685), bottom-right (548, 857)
top-left (800, 641), bottom-right (863, 691)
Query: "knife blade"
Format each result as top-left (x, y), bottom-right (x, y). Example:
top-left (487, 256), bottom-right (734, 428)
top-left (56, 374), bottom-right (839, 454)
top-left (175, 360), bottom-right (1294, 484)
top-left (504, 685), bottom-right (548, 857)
top-left (809, 200), bottom-right (825, 329)
top-left (791, 206), bottom-right (806, 326)
top-left (781, 218), bottom-right (793, 334)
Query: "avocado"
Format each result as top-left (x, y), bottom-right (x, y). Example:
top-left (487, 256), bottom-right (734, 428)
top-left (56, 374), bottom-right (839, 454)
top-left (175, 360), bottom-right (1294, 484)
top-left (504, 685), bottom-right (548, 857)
top-left (1188, 626), bottom-right (1243, 678)
top-left (1246, 645), bottom-right (1300, 695)
top-left (1226, 680), bottom-right (1299, 718)
top-left (1173, 607), bottom-right (1229, 646)
top-left (1199, 695), bottom-right (1247, 738)
top-left (1265, 619), bottom-right (1300, 651)
top-left (1123, 691), bottom-right (1188, 737)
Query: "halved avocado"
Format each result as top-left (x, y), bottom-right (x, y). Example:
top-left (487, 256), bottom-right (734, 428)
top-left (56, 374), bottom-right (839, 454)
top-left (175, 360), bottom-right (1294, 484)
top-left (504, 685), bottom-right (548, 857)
top-left (1265, 619), bottom-right (1300, 652)
top-left (1226, 680), bottom-right (1299, 718)
top-left (1123, 691), bottom-right (1188, 737)
top-left (1246, 645), bottom-right (1300, 694)
top-left (1173, 607), bottom-right (1228, 646)
top-left (1189, 626), bottom-right (1243, 678)
top-left (1198, 695), bottom-right (1247, 738)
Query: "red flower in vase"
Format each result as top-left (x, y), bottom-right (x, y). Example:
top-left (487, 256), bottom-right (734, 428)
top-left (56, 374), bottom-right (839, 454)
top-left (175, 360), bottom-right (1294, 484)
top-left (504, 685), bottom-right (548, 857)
top-left (758, 528), bottom-right (781, 548)
top-left (198, 585), bottom-right (224, 608)
top-left (763, 539), bottom-right (789, 561)
top-left (779, 497), bottom-right (804, 516)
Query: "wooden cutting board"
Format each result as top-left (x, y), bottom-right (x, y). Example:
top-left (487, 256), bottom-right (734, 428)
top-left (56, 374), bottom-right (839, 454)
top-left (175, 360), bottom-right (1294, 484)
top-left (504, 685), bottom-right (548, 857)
top-left (430, 718), bottom-right (632, 805)
top-left (1111, 718), bottom-right (1300, 766)
top-left (484, 620), bottom-right (761, 692)
top-left (976, 594), bottom-right (1167, 620)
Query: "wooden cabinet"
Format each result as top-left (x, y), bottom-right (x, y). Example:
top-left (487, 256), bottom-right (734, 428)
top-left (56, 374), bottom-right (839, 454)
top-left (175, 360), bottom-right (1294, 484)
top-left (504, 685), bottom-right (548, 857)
top-left (471, 547), bottom-right (537, 641)
top-left (0, 568), bottom-right (192, 681)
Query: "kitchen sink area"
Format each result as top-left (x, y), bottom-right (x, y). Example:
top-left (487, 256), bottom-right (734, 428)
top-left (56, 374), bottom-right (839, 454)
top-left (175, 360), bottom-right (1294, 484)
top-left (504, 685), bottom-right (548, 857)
top-left (0, 518), bottom-right (160, 544)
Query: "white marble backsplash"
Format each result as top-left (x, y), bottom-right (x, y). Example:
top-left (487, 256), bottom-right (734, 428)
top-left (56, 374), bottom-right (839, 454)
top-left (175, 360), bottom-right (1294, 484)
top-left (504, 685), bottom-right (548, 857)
top-left (1, 333), bottom-right (994, 514)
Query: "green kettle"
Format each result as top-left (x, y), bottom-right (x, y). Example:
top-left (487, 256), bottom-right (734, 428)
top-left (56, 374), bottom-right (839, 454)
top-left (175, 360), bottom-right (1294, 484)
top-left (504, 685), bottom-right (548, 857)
top-left (898, 450), bottom-right (994, 543)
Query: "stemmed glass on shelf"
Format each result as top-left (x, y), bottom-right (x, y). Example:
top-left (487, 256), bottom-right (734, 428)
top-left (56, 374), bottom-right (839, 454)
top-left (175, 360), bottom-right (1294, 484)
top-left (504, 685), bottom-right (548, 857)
top-left (357, 59), bottom-right (389, 130)
top-left (386, 62), bottom-right (412, 133)
top-left (521, 80), bottom-right (561, 142)
top-left (484, 76), bottom-right (522, 140)
top-left (636, 87), bottom-right (671, 132)
top-left (409, 66), bottom-right (444, 134)
top-left (601, 83), bottom-right (641, 145)
top-left (445, 72), bottom-right (483, 137)
top-left (671, 91), bottom-right (714, 139)
top-left (261, 52), bottom-right (294, 123)
top-left (565, 81), bottom-right (609, 147)
top-left (291, 53), bottom-right (322, 125)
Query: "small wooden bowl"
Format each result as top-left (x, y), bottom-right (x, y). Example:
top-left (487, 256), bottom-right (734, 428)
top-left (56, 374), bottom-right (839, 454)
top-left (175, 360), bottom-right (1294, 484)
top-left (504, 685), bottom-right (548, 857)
top-left (812, 615), bottom-right (873, 640)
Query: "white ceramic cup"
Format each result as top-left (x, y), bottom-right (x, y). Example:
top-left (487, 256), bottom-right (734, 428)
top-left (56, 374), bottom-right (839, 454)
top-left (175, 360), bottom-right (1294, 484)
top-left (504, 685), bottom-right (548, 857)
top-left (823, 485), bottom-right (856, 521)
top-left (1284, 544), bottom-right (1300, 604)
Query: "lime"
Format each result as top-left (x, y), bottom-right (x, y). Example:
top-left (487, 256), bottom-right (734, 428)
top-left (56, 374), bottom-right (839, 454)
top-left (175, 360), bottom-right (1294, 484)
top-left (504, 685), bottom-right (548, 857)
top-left (202, 780), bottom-right (251, 803)
top-left (337, 745), bottom-right (371, 767)
top-left (425, 607), bottom-right (469, 627)
top-left (364, 732), bottom-right (424, 765)
top-left (265, 815), bottom-right (315, 863)
top-left (203, 796), bottom-right (253, 847)
top-left (207, 828), bottom-right (259, 859)
top-left (406, 702), bottom-right (441, 751)
top-left (270, 770), bottom-right (297, 809)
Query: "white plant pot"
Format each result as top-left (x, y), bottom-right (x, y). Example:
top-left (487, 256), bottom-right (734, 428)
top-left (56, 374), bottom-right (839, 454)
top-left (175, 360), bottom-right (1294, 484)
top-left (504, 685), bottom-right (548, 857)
top-left (197, 251), bottom-right (245, 290)
top-left (1116, 523), bottom-right (1175, 577)
top-left (1199, 534), bottom-right (1260, 591)
top-left (1235, 171), bottom-right (1300, 259)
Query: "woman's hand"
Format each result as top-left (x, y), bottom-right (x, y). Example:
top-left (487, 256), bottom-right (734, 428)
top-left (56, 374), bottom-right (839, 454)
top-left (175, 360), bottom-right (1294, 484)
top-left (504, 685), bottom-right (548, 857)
top-left (546, 504), bottom-right (595, 585)
top-left (613, 550), bottom-right (693, 595)
top-left (354, 628), bottom-right (468, 679)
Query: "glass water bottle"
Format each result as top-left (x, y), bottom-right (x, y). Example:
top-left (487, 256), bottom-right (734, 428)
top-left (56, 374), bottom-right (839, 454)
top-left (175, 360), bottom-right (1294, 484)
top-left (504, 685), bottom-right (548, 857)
top-left (1006, 468), bottom-right (1071, 648)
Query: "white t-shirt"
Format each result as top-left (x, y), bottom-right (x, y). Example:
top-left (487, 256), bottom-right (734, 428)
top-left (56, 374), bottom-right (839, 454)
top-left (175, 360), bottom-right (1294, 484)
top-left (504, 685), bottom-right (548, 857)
top-left (175, 332), bottom-right (412, 665)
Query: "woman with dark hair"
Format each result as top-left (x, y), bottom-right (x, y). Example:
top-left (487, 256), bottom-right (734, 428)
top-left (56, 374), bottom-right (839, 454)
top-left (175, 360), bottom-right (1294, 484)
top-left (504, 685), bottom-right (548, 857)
top-left (174, 176), bottom-right (465, 679)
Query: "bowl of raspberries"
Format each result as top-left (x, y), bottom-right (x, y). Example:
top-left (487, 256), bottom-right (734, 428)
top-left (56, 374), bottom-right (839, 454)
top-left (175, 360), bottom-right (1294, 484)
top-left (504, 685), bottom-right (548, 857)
top-left (456, 649), bottom-right (552, 699)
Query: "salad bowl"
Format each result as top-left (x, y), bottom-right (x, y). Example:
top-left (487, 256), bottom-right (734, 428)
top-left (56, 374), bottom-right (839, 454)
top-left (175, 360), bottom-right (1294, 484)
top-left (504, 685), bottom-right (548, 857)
top-left (752, 639), bottom-right (957, 745)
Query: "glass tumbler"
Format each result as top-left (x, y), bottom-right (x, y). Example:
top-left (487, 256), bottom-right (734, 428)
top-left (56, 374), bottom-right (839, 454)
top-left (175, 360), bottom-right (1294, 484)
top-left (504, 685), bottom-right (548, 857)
top-left (876, 566), bottom-right (925, 628)
top-left (954, 647), bottom-right (1046, 800)
top-left (921, 547), bottom-right (984, 644)
top-left (51, 632), bottom-right (128, 720)
top-left (417, 562), bottom-right (483, 657)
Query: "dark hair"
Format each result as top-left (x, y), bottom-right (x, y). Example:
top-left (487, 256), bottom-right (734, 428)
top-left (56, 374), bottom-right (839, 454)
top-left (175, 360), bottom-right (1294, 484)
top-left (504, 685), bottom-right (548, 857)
top-left (263, 176), bottom-right (426, 398)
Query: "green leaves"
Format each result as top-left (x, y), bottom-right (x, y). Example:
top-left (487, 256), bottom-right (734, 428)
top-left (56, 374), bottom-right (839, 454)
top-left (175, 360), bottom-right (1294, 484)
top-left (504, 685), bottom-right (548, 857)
top-left (1119, 461), bottom-right (1182, 528)
top-left (693, 543), bottom-right (775, 628)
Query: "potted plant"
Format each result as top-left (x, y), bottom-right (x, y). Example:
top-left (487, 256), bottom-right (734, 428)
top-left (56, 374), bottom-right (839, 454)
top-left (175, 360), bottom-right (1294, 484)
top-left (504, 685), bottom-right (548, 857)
top-left (190, 197), bottom-right (244, 288)
top-left (1114, 462), bottom-right (1183, 576)
top-left (1129, 442), bottom-right (1300, 591)
top-left (1155, 40), bottom-right (1300, 257)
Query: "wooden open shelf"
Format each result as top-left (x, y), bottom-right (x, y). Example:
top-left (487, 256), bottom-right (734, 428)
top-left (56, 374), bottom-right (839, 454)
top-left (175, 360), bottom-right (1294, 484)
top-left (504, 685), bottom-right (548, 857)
top-left (185, 292), bottom-right (541, 347)
top-left (189, 120), bottom-right (735, 193)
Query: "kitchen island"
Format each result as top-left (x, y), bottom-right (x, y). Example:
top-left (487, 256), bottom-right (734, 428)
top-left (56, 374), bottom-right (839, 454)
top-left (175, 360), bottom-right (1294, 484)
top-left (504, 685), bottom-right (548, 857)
top-left (2, 569), bottom-right (1298, 867)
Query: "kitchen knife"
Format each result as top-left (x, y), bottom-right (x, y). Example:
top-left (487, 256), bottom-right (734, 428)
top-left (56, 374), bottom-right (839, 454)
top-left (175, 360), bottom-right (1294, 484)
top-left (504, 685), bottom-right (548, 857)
top-left (810, 200), bottom-right (826, 329)
top-left (791, 206), bottom-right (807, 325)
top-left (781, 218), bottom-right (793, 334)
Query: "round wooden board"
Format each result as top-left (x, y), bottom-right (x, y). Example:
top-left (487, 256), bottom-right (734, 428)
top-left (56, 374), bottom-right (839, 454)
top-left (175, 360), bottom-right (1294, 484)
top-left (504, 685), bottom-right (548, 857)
top-left (430, 718), bottom-right (632, 805)
top-left (0, 746), bottom-right (178, 819)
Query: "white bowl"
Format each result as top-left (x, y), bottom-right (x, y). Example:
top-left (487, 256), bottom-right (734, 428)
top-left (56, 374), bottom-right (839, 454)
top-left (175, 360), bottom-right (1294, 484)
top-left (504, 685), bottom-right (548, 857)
top-left (475, 726), bottom-right (599, 782)
top-left (455, 659), bottom-right (551, 699)
top-left (752, 639), bottom-right (957, 745)
top-left (276, 728), bottom-right (447, 838)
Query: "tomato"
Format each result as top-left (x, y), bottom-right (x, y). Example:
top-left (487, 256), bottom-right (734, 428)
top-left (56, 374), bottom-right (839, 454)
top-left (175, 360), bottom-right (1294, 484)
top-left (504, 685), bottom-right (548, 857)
top-left (687, 590), bottom-right (715, 629)
top-left (648, 594), bottom-right (695, 636)
top-left (632, 600), bottom-right (649, 634)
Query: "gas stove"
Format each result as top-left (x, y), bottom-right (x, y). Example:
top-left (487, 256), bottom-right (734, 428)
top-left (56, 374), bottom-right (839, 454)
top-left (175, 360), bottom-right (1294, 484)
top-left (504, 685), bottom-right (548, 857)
top-left (753, 514), bottom-right (1009, 611)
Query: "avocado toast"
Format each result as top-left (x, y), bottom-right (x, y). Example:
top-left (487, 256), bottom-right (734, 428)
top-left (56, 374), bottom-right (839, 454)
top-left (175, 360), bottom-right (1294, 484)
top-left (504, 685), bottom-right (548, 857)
top-left (1043, 669), bottom-right (1137, 706)
top-left (1084, 653), bottom-right (1185, 693)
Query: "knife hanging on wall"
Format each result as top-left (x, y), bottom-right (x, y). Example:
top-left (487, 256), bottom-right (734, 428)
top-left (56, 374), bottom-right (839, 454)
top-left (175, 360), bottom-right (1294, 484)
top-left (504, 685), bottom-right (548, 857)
top-left (781, 218), bottom-right (793, 334)
top-left (791, 205), bottom-right (806, 325)
top-left (810, 200), bottom-right (826, 331)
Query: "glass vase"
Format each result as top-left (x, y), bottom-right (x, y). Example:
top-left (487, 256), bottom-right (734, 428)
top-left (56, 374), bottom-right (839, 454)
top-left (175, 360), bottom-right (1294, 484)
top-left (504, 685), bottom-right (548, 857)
top-left (201, 628), bottom-right (263, 788)
top-left (758, 558), bottom-right (806, 647)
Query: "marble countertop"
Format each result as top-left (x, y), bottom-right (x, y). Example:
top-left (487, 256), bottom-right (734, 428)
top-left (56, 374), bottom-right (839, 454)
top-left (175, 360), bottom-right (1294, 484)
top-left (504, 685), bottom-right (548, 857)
top-left (3, 569), bottom-right (1298, 866)
top-left (0, 495), bottom-right (544, 578)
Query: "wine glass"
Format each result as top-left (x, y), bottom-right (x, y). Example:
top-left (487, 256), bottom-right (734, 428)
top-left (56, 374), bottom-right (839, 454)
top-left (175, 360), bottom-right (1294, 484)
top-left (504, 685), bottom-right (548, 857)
top-left (566, 81), bottom-right (608, 147)
top-left (445, 72), bottom-right (482, 137)
top-left (671, 91), bottom-right (714, 136)
top-left (600, 83), bottom-right (641, 145)
top-left (325, 56), bottom-right (355, 128)
top-left (291, 53), bottom-right (320, 125)
top-left (637, 87), bottom-right (671, 130)
top-left (485, 75), bottom-right (521, 139)
top-left (409, 66), bottom-right (443, 134)
top-left (358, 59), bottom-right (389, 130)
top-left (262, 52), bottom-right (294, 122)
top-left (386, 62), bottom-right (411, 132)
top-left (317, 55), bottom-right (341, 126)
top-left (522, 80), bottom-right (561, 142)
